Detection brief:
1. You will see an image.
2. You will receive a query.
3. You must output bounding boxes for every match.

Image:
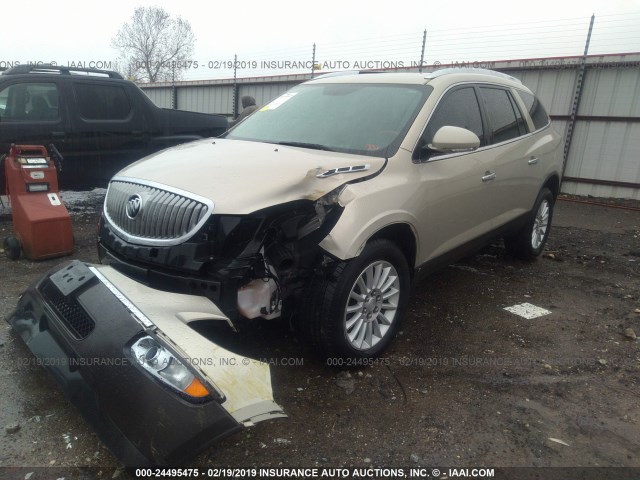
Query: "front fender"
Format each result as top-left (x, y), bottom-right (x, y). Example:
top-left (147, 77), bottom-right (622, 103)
top-left (319, 202), bottom-right (420, 264)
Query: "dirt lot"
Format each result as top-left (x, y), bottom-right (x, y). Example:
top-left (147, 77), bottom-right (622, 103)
top-left (0, 193), bottom-right (638, 478)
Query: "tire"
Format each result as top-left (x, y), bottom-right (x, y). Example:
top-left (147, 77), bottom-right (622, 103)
top-left (505, 187), bottom-right (554, 260)
top-left (304, 239), bottom-right (410, 360)
top-left (3, 235), bottom-right (21, 260)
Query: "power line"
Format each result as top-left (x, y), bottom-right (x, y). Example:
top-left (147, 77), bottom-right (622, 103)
top-left (179, 13), bottom-right (640, 81)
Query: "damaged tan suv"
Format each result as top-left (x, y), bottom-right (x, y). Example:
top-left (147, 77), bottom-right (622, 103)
top-left (98, 69), bottom-right (561, 359)
top-left (9, 69), bottom-right (561, 465)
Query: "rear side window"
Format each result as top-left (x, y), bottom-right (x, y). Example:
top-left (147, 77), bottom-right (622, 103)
top-left (479, 87), bottom-right (522, 144)
top-left (508, 93), bottom-right (528, 135)
top-left (0, 82), bottom-right (59, 121)
top-left (74, 83), bottom-right (131, 120)
top-left (422, 87), bottom-right (484, 148)
top-left (518, 90), bottom-right (550, 130)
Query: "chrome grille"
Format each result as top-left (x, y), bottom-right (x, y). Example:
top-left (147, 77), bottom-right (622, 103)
top-left (104, 178), bottom-right (214, 245)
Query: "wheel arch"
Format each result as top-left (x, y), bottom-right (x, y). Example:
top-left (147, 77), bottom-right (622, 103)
top-left (543, 173), bottom-right (561, 199)
top-left (319, 209), bottom-right (420, 265)
top-left (368, 223), bottom-right (418, 275)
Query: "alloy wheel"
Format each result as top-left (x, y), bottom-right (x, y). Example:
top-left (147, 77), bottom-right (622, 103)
top-left (344, 260), bottom-right (401, 350)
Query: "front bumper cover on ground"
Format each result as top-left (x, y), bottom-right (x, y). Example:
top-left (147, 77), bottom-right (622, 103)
top-left (7, 260), bottom-right (285, 466)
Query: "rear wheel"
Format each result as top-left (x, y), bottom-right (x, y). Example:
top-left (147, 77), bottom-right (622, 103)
top-left (3, 235), bottom-right (21, 260)
top-left (304, 239), bottom-right (410, 359)
top-left (505, 187), bottom-right (554, 260)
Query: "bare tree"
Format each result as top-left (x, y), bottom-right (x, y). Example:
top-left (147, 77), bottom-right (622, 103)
top-left (112, 6), bottom-right (195, 83)
top-left (112, 57), bottom-right (141, 82)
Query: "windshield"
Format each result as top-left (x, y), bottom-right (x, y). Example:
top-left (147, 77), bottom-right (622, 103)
top-left (226, 83), bottom-right (432, 158)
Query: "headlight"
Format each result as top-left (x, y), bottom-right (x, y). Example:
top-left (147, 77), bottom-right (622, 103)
top-left (131, 336), bottom-right (210, 399)
top-left (298, 185), bottom-right (346, 238)
top-left (316, 184), bottom-right (347, 207)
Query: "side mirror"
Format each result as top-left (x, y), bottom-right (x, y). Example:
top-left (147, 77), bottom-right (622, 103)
top-left (427, 126), bottom-right (480, 154)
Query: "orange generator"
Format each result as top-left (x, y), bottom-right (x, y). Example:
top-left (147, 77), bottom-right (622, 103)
top-left (2, 144), bottom-right (73, 260)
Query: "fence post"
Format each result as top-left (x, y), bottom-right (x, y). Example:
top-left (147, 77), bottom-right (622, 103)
top-left (419, 30), bottom-right (427, 73)
top-left (562, 14), bottom-right (595, 178)
top-left (171, 65), bottom-right (177, 109)
top-left (232, 54), bottom-right (239, 118)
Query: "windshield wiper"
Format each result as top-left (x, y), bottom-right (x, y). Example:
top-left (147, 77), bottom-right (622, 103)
top-left (277, 141), bottom-right (335, 152)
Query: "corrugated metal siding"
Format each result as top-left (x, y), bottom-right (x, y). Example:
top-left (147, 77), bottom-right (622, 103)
top-left (579, 67), bottom-right (640, 116)
top-left (560, 183), bottom-right (640, 200)
top-left (510, 69), bottom-right (577, 116)
top-left (176, 85), bottom-right (234, 114)
top-left (142, 87), bottom-right (173, 109)
top-left (563, 121), bottom-right (640, 200)
top-left (560, 66), bottom-right (640, 199)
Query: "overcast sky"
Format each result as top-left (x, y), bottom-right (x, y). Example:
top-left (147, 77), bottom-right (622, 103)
top-left (3, 0), bottom-right (640, 80)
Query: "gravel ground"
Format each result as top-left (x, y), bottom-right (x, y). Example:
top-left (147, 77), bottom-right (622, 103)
top-left (0, 193), bottom-right (638, 479)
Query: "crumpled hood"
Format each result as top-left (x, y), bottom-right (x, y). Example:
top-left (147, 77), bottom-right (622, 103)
top-left (117, 138), bottom-right (385, 214)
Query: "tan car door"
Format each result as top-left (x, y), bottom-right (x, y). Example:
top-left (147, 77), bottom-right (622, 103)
top-left (413, 85), bottom-right (498, 263)
top-left (477, 86), bottom-right (540, 226)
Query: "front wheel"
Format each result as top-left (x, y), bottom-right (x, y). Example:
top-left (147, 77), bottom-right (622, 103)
top-left (304, 239), bottom-right (410, 359)
top-left (505, 187), bottom-right (555, 260)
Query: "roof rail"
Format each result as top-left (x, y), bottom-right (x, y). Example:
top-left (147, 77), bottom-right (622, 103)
top-left (426, 67), bottom-right (522, 84)
top-left (1, 64), bottom-right (123, 79)
top-left (312, 70), bottom-right (386, 80)
top-left (312, 70), bottom-right (361, 80)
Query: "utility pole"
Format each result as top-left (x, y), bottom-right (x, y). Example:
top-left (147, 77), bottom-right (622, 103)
top-left (562, 14), bottom-right (595, 177)
top-left (311, 43), bottom-right (316, 78)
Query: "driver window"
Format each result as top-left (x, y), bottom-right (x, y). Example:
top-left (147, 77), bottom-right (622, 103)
top-left (0, 82), bottom-right (59, 122)
top-left (418, 87), bottom-right (484, 160)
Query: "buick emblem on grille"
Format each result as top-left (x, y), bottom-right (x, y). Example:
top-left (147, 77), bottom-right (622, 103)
top-left (126, 194), bottom-right (143, 219)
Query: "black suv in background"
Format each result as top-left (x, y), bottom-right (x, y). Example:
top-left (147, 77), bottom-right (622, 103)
top-left (0, 64), bottom-right (228, 190)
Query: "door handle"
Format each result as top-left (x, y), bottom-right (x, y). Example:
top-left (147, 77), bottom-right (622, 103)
top-left (527, 157), bottom-right (539, 165)
top-left (482, 171), bottom-right (496, 182)
top-left (51, 131), bottom-right (65, 139)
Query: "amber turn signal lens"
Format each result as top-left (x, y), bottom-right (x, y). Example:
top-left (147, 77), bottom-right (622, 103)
top-left (184, 377), bottom-right (210, 397)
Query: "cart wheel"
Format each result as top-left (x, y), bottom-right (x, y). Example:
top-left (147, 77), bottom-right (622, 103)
top-left (3, 235), bottom-right (21, 260)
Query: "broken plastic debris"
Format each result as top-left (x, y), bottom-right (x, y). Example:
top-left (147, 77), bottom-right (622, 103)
top-left (548, 437), bottom-right (570, 446)
top-left (504, 303), bottom-right (552, 319)
top-left (5, 423), bottom-right (21, 434)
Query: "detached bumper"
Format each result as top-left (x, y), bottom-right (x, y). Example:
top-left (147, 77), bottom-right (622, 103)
top-left (8, 261), bottom-right (285, 466)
